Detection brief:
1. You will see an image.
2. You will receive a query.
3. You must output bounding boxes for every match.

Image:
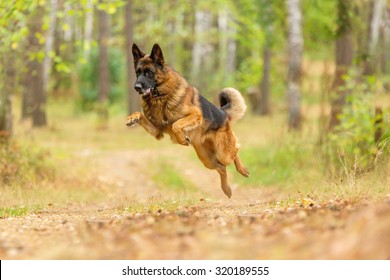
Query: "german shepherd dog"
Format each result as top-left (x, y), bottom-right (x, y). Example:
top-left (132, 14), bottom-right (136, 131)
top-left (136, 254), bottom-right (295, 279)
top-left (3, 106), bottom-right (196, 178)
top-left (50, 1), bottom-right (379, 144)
top-left (126, 43), bottom-right (249, 197)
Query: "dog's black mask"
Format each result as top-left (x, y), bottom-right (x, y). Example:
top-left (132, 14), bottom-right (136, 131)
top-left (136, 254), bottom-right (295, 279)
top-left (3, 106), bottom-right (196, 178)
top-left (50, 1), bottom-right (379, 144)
top-left (134, 66), bottom-right (157, 96)
top-left (132, 43), bottom-right (164, 98)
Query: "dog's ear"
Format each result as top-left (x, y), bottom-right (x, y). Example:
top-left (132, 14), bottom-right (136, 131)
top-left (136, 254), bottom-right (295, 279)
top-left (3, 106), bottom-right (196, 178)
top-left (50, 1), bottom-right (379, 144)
top-left (132, 43), bottom-right (145, 66)
top-left (150, 43), bottom-right (164, 67)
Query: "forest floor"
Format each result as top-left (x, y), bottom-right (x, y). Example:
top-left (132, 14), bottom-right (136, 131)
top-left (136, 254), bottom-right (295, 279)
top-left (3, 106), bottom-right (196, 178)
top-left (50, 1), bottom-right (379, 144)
top-left (0, 112), bottom-right (390, 260)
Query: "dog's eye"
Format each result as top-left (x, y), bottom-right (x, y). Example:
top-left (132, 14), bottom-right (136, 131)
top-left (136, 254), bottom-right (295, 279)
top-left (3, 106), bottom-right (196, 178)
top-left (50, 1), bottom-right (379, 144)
top-left (136, 70), bottom-right (141, 77)
top-left (144, 69), bottom-right (154, 77)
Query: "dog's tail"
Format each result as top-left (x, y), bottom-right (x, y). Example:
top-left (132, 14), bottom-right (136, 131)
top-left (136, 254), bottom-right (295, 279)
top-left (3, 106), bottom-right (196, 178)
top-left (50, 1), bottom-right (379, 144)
top-left (219, 87), bottom-right (247, 122)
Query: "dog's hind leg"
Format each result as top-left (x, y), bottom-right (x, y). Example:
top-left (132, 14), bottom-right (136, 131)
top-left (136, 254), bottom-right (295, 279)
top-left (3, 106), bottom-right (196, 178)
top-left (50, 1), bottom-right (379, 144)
top-left (126, 112), bottom-right (164, 140)
top-left (234, 155), bottom-right (249, 177)
top-left (216, 164), bottom-right (232, 198)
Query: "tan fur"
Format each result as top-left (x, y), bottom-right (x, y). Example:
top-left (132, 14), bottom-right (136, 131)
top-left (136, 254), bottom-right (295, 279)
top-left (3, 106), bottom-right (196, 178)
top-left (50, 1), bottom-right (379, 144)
top-left (127, 46), bottom-right (248, 198)
top-left (220, 87), bottom-right (247, 122)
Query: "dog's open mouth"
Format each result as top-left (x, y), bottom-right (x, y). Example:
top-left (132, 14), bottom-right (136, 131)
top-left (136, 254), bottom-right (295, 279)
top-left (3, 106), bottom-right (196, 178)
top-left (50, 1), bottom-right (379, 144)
top-left (141, 88), bottom-right (153, 97)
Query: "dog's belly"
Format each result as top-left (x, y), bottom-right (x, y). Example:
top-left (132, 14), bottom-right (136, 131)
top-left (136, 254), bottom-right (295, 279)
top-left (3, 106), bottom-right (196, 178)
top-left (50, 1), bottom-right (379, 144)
top-left (189, 123), bottom-right (238, 167)
top-left (190, 135), bottom-right (219, 170)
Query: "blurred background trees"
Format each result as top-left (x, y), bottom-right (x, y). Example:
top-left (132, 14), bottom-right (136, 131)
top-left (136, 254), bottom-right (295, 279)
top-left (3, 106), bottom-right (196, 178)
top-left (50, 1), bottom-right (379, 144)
top-left (0, 0), bottom-right (389, 169)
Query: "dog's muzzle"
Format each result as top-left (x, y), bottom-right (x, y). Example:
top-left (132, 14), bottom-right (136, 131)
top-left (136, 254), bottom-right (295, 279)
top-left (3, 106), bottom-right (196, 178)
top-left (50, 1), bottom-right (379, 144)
top-left (134, 82), bottom-right (143, 94)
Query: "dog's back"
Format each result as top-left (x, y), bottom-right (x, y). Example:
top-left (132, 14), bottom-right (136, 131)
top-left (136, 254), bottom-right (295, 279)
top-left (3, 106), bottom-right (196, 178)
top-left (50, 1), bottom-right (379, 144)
top-left (198, 94), bottom-right (227, 132)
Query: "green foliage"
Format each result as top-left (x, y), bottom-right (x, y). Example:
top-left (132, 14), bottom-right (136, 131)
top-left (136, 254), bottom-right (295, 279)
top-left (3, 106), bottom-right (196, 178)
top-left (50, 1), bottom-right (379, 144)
top-left (0, 0), bottom-right (39, 50)
top-left (327, 72), bottom-right (390, 173)
top-left (78, 46), bottom-right (125, 110)
top-left (0, 141), bottom-right (54, 186)
top-left (235, 57), bottom-right (263, 92)
top-left (97, 0), bottom-right (126, 14)
top-left (0, 206), bottom-right (28, 218)
top-left (234, 141), bottom-right (317, 187)
top-left (302, 0), bottom-right (337, 53)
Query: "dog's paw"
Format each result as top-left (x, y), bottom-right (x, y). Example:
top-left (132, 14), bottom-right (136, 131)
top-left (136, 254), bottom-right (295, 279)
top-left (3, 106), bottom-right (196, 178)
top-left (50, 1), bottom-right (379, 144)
top-left (176, 135), bottom-right (190, 146)
top-left (126, 112), bottom-right (141, 127)
top-left (221, 184), bottom-right (232, 198)
top-left (238, 166), bottom-right (250, 177)
top-left (241, 167), bottom-right (249, 177)
top-left (172, 126), bottom-right (190, 146)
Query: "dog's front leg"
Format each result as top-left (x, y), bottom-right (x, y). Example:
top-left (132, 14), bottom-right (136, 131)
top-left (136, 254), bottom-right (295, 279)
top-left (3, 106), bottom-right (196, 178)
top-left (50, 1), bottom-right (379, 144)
top-left (126, 112), bottom-right (164, 140)
top-left (171, 109), bottom-right (202, 145)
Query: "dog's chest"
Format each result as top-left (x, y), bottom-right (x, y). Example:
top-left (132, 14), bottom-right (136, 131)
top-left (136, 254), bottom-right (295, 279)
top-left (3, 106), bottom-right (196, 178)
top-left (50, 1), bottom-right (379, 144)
top-left (143, 101), bottom-right (176, 131)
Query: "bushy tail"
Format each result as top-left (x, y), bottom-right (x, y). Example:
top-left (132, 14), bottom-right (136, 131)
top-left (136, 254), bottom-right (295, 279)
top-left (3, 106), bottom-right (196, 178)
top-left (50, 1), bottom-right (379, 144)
top-left (219, 87), bottom-right (247, 122)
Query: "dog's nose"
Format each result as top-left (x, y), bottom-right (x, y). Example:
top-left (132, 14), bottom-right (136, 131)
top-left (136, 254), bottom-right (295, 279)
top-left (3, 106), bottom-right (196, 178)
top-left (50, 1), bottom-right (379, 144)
top-left (134, 82), bottom-right (142, 92)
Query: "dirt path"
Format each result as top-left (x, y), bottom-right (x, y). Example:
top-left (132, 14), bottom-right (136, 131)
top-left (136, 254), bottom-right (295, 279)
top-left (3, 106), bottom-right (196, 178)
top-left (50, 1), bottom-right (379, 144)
top-left (1, 149), bottom-right (390, 259)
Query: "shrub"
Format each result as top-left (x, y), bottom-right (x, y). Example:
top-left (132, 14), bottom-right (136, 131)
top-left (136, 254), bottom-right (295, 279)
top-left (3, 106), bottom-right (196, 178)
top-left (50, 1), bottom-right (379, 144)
top-left (327, 72), bottom-right (390, 175)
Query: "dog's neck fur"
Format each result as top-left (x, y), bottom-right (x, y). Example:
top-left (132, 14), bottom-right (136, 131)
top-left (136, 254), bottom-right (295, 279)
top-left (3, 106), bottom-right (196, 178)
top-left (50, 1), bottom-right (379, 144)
top-left (141, 65), bottom-right (198, 131)
top-left (143, 65), bottom-right (194, 105)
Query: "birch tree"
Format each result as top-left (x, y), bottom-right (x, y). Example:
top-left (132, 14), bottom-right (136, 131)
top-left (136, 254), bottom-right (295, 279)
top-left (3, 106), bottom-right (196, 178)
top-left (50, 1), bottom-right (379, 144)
top-left (256, 0), bottom-right (274, 115)
top-left (125, 0), bottom-right (139, 114)
top-left (43, 0), bottom-right (58, 93)
top-left (191, 9), bottom-right (212, 89)
top-left (381, 7), bottom-right (390, 74)
top-left (23, 5), bottom-right (47, 127)
top-left (218, 9), bottom-right (237, 84)
top-left (286, 0), bottom-right (303, 130)
top-left (364, 0), bottom-right (386, 75)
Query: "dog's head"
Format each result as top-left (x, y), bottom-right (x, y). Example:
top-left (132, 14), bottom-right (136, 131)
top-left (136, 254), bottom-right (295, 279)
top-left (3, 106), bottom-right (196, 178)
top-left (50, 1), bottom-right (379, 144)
top-left (132, 43), bottom-right (166, 98)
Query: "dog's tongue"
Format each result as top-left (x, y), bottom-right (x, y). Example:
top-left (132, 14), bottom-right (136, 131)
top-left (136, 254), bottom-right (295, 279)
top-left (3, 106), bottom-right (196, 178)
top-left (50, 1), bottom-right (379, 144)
top-left (143, 88), bottom-right (151, 96)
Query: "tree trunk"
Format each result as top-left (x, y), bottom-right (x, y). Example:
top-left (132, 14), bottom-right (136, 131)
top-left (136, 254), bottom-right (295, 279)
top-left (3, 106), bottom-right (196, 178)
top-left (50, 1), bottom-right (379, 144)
top-left (191, 10), bottom-right (212, 89)
top-left (364, 0), bottom-right (386, 75)
top-left (0, 89), bottom-right (12, 139)
top-left (97, 1), bottom-right (110, 127)
top-left (21, 73), bottom-right (31, 120)
top-left (191, 10), bottom-right (204, 86)
top-left (31, 59), bottom-right (46, 127)
top-left (84, 0), bottom-right (94, 58)
top-left (181, 6), bottom-right (194, 76)
top-left (167, 0), bottom-right (178, 68)
top-left (0, 56), bottom-right (14, 139)
top-left (259, 46), bottom-right (271, 115)
top-left (226, 36), bottom-right (237, 75)
top-left (329, 0), bottom-right (354, 129)
top-left (256, 0), bottom-right (274, 116)
top-left (218, 10), bottom-right (228, 83)
top-left (23, 6), bottom-right (46, 127)
top-left (381, 8), bottom-right (390, 75)
top-left (286, 0), bottom-right (303, 130)
top-left (218, 9), bottom-right (237, 84)
top-left (43, 0), bottom-right (58, 93)
top-left (125, 0), bottom-right (139, 114)
top-left (22, 11), bottom-right (37, 120)
top-left (63, 2), bottom-right (73, 42)
top-left (98, 3), bottom-right (110, 103)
